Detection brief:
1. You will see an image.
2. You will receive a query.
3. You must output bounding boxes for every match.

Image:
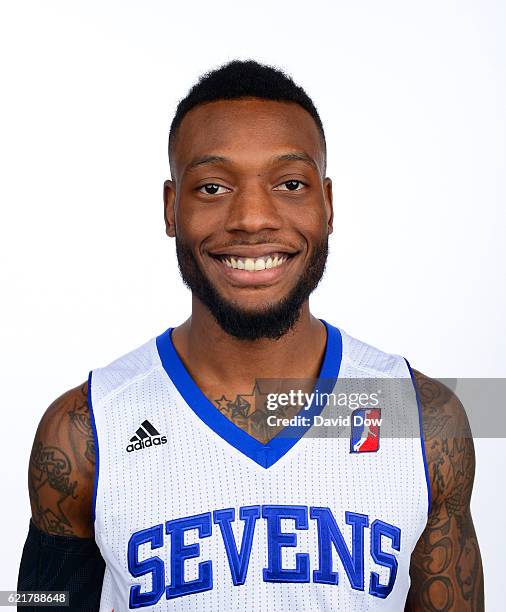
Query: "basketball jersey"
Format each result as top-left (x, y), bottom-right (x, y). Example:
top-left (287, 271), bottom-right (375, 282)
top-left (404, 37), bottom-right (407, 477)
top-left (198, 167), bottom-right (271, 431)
top-left (88, 320), bottom-right (430, 611)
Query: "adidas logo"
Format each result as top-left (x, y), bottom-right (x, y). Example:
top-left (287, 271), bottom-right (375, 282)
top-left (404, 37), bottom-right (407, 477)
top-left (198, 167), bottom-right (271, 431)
top-left (126, 419), bottom-right (167, 453)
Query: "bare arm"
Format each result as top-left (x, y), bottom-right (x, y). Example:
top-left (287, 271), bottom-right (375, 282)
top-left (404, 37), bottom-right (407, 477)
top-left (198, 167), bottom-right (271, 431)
top-left (28, 380), bottom-right (95, 537)
top-left (406, 370), bottom-right (484, 611)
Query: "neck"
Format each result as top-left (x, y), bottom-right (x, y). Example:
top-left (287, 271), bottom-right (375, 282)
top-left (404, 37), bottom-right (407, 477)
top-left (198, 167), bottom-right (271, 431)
top-left (171, 297), bottom-right (327, 387)
top-left (170, 297), bottom-right (328, 444)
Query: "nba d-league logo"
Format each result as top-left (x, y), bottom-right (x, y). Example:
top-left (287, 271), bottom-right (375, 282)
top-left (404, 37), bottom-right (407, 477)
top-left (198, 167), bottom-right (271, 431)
top-left (126, 419), bottom-right (167, 453)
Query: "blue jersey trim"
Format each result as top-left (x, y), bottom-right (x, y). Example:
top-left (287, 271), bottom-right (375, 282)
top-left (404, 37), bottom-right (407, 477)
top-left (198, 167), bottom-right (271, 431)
top-left (156, 320), bottom-right (342, 469)
top-left (404, 359), bottom-right (432, 517)
top-left (87, 370), bottom-right (100, 523)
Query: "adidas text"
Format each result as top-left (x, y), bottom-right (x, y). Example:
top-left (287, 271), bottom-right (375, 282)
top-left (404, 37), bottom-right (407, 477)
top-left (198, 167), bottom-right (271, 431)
top-left (126, 435), bottom-right (167, 453)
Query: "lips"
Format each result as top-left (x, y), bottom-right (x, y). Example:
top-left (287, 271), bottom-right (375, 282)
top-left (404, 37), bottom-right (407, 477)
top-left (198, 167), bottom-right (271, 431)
top-left (206, 246), bottom-right (299, 286)
top-left (204, 242), bottom-right (301, 288)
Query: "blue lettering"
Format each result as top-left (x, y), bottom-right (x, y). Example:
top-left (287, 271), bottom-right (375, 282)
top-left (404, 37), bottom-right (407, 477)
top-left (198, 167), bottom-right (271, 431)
top-left (369, 519), bottom-right (401, 598)
top-left (311, 508), bottom-right (368, 590)
top-left (166, 512), bottom-right (213, 599)
top-left (127, 524), bottom-right (165, 608)
top-left (127, 505), bottom-right (402, 605)
top-left (213, 505), bottom-right (261, 585)
top-left (262, 505), bottom-right (310, 582)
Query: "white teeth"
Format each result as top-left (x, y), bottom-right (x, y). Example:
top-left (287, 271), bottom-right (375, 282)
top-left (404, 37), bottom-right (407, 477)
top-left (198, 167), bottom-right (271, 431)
top-left (221, 254), bottom-right (289, 271)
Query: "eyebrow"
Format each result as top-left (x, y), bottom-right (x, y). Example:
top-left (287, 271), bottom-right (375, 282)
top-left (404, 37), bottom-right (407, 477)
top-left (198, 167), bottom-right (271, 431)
top-left (273, 152), bottom-right (318, 170)
top-left (186, 155), bottom-right (228, 172)
top-left (185, 151), bottom-right (319, 173)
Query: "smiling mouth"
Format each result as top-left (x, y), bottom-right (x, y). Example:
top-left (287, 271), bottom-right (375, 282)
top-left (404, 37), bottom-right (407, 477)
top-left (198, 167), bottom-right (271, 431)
top-left (212, 252), bottom-right (294, 272)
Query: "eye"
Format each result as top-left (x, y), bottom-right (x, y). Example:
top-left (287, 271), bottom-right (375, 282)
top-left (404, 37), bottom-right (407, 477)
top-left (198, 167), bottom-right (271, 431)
top-left (198, 183), bottom-right (229, 195)
top-left (274, 180), bottom-right (306, 192)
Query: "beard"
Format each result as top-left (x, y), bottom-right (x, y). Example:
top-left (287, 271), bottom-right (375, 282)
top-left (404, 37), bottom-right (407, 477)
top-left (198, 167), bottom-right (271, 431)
top-left (175, 235), bottom-right (329, 341)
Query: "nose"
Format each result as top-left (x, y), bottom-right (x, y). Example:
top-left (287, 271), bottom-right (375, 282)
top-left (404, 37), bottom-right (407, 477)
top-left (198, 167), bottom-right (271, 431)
top-left (224, 183), bottom-right (283, 234)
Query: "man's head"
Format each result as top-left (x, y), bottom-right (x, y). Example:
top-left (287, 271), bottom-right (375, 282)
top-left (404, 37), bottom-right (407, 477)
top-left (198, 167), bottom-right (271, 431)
top-left (164, 60), bottom-right (333, 340)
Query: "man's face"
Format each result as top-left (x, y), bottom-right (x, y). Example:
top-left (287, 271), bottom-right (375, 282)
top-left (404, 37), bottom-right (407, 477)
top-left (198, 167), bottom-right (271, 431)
top-left (164, 98), bottom-right (333, 340)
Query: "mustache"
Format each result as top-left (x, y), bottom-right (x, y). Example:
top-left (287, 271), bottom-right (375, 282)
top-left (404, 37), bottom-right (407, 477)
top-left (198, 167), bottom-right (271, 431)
top-left (203, 239), bottom-right (302, 251)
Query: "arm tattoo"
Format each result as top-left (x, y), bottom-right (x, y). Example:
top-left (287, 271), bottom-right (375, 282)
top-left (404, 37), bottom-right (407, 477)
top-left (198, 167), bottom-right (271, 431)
top-left (68, 382), bottom-right (96, 466)
top-left (29, 441), bottom-right (78, 536)
top-left (406, 372), bottom-right (484, 611)
top-left (28, 382), bottom-right (95, 537)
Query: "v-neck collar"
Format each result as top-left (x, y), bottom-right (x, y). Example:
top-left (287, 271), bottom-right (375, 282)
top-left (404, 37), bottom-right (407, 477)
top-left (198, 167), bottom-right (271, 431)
top-left (155, 319), bottom-right (342, 469)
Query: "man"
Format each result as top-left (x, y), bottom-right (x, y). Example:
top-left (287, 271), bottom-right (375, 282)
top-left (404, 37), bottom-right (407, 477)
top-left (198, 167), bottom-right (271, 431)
top-left (18, 59), bottom-right (484, 610)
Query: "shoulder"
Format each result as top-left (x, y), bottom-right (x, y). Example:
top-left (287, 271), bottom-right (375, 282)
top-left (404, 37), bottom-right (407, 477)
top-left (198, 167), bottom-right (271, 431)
top-left (338, 327), bottom-right (407, 377)
top-left (88, 335), bottom-right (160, 407)
top-left (411, 369), bottom-right (475, 507)
top-left (28, 380), bottom-right (96, 538)
top-left (412, 369), bottom-right (472, 442)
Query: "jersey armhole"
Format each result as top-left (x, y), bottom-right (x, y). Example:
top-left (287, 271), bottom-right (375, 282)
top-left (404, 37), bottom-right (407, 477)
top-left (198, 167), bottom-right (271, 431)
top-left (404, 358), bottom-right (432, 517)
top-left (87, 370), bottom-right (100, 524)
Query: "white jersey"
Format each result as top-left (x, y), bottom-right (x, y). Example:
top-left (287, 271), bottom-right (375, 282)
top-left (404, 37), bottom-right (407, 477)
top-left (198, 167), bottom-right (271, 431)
top-left (88, 321), bottom-right (430, 611)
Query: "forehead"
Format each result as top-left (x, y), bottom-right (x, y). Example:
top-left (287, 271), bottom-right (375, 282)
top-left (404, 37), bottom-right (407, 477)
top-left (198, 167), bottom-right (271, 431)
top-left (171, 98), bottom-right (324, 177)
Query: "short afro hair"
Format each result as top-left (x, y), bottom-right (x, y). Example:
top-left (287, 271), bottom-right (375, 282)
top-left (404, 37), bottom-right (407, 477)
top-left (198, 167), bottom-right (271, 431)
top-left (168, 59), bottom-right (326, 174)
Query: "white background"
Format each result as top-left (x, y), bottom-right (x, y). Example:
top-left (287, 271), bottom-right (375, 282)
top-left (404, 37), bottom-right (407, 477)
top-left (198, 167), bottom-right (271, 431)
top-left (1, 0), bottom-right (504, 606)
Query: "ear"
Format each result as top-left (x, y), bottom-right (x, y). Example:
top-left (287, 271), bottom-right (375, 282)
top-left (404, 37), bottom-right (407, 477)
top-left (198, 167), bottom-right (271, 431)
top-left (163, 179), bottom-right (177, 237)
top-left (323, 177), bottom-right (334, 234)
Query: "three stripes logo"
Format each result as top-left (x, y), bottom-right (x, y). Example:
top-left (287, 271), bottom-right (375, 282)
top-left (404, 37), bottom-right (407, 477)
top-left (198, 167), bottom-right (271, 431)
top-left (126, 419), bottom-right (167, 453)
